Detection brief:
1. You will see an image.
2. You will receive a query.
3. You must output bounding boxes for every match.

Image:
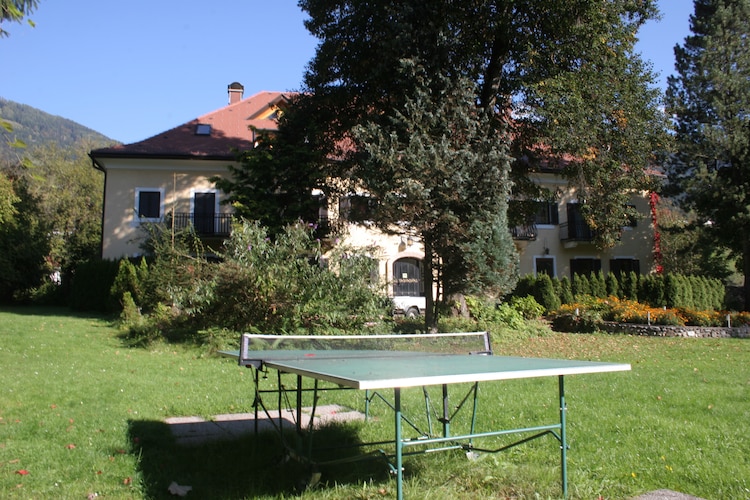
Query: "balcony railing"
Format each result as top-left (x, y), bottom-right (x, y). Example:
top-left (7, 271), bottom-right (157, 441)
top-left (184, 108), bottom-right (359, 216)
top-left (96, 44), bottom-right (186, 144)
top-left (559, 221), bottom-right (596, 242)
top-left (510, 223), bottom-right (538, 240)
top-left (170, 213), bottom-right (234, 236)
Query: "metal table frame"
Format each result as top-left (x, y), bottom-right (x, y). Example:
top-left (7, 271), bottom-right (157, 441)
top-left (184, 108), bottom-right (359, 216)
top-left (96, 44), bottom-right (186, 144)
top-left (227, 333), bottom-right (630, 499)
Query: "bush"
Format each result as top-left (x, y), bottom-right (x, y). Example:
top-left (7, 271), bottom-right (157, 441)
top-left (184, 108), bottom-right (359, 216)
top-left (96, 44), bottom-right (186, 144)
top-left (559, 276), bottom-right (574, 304)
top-left (125, 220), bottom-right (392, 342)
top-left (536, 273), bottom-right (561, 311)
top-left (509, 295), bottom-right (545, 320)
top-left (465, 295), bottom-right (526, 330)
top-left (69, 259), bottom-right (121, 312)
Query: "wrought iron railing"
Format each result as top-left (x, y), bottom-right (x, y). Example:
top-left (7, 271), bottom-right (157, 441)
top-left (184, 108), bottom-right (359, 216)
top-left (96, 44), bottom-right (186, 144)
top-left (559, 221), bottom-right (596, 242)
top-left (510, 223), bottom-right (538, 240)
top-left (169, 213), bottom-right (234, 236)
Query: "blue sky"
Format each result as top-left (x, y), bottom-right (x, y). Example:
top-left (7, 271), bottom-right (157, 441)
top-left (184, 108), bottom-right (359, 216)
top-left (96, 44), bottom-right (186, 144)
top-left (0, 1), bottom-right (692, 145)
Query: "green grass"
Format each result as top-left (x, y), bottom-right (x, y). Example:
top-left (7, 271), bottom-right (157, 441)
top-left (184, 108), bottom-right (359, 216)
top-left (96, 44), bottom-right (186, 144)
top-left (1, 307), bottom-right (748, 499)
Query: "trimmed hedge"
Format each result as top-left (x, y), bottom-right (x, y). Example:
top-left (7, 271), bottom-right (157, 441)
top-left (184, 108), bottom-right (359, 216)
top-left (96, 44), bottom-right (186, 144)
top-left (509, 272), bottom-right (726, 312)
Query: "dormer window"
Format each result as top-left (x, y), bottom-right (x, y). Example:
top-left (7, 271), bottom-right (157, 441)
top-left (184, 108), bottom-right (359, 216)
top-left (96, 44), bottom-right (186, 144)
top-left (195, 124), bottom-right (212, 135)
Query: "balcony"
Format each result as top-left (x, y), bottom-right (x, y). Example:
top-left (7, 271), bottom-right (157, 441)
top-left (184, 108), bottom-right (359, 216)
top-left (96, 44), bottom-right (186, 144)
top-left (170, 213), bottom-right (234, 236)
top-left (510, 223), bottom-right (538, 240)
top-left (559, 221), bottom-right (596, 242)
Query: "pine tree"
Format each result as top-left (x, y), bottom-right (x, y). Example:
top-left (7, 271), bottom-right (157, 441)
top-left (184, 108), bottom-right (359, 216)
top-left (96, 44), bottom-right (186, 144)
top-left (666, 0), bottom-right (750, 310)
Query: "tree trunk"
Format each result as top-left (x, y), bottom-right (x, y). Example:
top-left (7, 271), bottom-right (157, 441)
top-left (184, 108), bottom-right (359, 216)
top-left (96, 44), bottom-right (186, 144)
top-left (423, 238), bottom-right (438, 333)
top-left (744, 236), bottom-right (750, 312)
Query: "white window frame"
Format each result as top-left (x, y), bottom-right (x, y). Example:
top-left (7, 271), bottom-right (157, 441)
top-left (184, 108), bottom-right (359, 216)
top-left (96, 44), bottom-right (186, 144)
top-left (134, 187), bottom-right (165, 225)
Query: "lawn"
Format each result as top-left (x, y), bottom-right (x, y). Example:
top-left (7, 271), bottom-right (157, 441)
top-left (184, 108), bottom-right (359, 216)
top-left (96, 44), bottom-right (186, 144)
top-left (0, 307), bottom-right (748, 499)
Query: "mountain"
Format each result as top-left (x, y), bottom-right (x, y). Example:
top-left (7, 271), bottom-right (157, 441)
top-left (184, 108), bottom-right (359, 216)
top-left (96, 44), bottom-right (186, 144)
top-left (0, 98), bottom-right (117, 162)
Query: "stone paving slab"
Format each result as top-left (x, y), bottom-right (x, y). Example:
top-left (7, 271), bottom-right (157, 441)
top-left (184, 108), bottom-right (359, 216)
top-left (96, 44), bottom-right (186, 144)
top-left (631, 490), bottom-right (706, 500)
top-left (165, 405), bottom-right (365, 446)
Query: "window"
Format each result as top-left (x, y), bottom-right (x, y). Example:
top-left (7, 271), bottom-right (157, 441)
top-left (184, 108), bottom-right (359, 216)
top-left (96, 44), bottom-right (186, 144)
top-left (534, 201), bottom-right (559, 225)
top-left (339, 195), bottom-right (376, 222)
top-left (535, 257), bottom-right (555, 276)
top-left (610, 258), bottom-right (640, 275)
top-left (570, 257), bottom-right (601, 277)
top-left (195, 124), bottom-right (212, 135)
top-left (135, 188), bottom-right (163, 221)
top-left (565, 203), bottom-right (595, 240)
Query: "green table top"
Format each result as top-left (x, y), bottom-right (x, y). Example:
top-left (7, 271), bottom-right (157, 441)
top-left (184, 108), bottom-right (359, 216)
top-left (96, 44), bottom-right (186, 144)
top-left (223, 349), bottom-right (631, 390)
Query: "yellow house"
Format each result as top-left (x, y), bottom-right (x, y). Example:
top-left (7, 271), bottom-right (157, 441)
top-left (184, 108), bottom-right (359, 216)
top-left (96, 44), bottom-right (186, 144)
top-left (90, 83), bottom-right (655, 310)
top-left (510, 171), bottom-right (655, 279)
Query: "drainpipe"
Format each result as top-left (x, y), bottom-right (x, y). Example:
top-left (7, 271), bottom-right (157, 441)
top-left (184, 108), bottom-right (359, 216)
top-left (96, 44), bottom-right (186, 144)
top-left (89, 154), bottom-right (107, 259)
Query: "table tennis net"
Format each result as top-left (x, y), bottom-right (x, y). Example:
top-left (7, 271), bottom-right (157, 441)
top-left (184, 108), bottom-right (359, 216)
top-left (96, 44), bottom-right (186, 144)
top-left (239, 332), bottom-right (492, 361)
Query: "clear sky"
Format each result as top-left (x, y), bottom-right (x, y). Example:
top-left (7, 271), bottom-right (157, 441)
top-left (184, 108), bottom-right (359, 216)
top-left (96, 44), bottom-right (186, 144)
top-left (0, 1), bottom-right (692, 145)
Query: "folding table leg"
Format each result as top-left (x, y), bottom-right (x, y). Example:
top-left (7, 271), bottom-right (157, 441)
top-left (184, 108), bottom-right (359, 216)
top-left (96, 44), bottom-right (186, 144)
top-left (394, 388), bottom-right (404, 500)
top-left (559, 375), bottom-right (568, 499)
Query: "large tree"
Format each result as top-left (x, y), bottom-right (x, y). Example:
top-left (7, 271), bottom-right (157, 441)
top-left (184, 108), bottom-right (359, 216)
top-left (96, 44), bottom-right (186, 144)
top-left (298, 0), bottom-right (665, 323)
top-left (354, 63), bottom-right (518, 326)
top-left (665, 0), bottom-right (750, 309)
top-left (298, 1), bottom-right (666, 242)
top-left (221, 1), bottom-right (666, 327)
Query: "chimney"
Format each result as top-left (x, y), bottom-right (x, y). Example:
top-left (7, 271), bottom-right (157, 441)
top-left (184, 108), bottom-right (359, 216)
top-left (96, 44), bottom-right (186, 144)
top-left (227, 82), bottom-right (244, 105)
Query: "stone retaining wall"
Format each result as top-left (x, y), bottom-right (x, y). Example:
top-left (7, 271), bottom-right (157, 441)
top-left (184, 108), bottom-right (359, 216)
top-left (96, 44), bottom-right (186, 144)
top-left (600, 322), bottom-right (750, 338)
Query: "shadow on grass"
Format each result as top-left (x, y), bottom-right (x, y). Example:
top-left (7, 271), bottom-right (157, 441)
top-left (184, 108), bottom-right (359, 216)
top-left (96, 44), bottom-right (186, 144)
top-left (0, 304), bottom-right (115, 321)
top-left (128, 418), bottom-right (393, 498)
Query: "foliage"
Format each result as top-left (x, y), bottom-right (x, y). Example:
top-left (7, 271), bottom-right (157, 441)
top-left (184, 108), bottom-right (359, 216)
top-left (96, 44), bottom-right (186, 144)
top-left (656, 197), bottom-right (737, 280)
top-left (205, 220), bottom-right (389, 334)
top-left (288, 0), bottom-right (664, 328)
top-left (548, 295), bottom-right (750, 331)
top-left (353, 62), bottom-right (518, 328)
top-left (0, 172), bottom-right (17, 223)
top-left (0, 142), bottom-right (105, 303)
top-left (665, 0), bottom-right (750, 309)
top-left (559, 276), bottom-right (574, 305)
top-left (118, 220), bottom-right (392, 341)
top-left (464, 295), bottom-right (525, 331)
top-left (508, 295), bottom-right (545, 321)
top-left (68, 259), bottom-right (120, 312)
top-left (0, 0), bottom-right (38, 37)
top-left (211, 95), bottom-right (335, 238)
top-left (0, 179), bottom-right (50, 302)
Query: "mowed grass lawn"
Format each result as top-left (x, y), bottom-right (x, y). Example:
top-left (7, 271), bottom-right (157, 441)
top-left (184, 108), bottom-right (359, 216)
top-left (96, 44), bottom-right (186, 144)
top-left (1, 307), bottom-right (748, 499)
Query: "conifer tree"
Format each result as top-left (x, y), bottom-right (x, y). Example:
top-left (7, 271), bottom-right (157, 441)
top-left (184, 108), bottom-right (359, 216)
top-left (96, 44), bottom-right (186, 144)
top-left (666, 0), bottom-right (750, 309)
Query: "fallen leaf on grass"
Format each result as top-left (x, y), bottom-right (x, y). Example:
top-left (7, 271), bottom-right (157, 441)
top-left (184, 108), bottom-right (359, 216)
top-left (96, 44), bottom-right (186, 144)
top-left (16, 469), bottom-right (29, 475)
top-left (66, 443), bottom-right (76, 449)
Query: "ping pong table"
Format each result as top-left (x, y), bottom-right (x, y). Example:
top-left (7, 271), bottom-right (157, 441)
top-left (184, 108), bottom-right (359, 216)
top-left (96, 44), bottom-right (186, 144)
top-left (225, 332), bottom-right (630, 499)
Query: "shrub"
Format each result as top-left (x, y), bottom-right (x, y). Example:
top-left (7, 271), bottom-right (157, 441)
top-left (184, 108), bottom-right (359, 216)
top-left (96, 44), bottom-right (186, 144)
top-left (605, 272), bottom-right (619, 298)
top-left (572, 273), bottom-right (591, 297)
top-left (548, 306), bottom-right (602, 333)
top-left (559, 276), bottom-right (574, 304)
top-left (69, 259), bottom-right (121, 312)
top-left (590, 271), bottom-right (607, 298)
top-left (622, 271), bottom-right (639, 301)
top-left (677, 307), bottom-right (720, 327)
top-left (110, 259), bottom-right (141, 312)
top-left (509, 295), bottom-right (545, 320)
top-left (536, 273), bottom-right (561, 311)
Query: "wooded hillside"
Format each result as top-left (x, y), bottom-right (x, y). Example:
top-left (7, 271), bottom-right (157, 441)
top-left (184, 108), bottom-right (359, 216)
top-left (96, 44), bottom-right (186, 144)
top-left (0, 97), bottom-right (115, 162)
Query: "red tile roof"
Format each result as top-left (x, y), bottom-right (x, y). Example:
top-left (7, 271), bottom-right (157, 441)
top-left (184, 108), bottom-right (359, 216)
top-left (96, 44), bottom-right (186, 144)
top-left (91, 91), bottom-right (293, 161)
